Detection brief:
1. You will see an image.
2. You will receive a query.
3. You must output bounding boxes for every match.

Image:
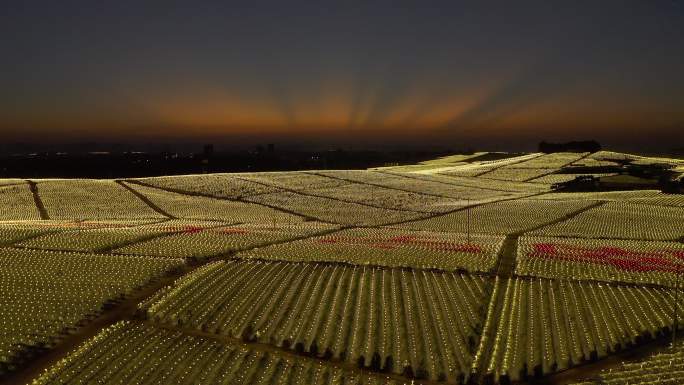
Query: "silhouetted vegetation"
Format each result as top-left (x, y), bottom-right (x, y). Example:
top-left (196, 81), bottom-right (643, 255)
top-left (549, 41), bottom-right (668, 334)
top-left (539, 140), bottom-right (602, 153)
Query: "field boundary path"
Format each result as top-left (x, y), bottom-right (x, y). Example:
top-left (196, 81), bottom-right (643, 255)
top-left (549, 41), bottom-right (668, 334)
top-left (127, 176), bottom-right (552, 230)
top-left (522, 152), bottom-right (594, 182)
top-left (26, 180), bottom-right (49, 220)
top-left (123, 179), bottom-right (321, 223)
top-left (146, 320), bottom-right (446, 385)
top-left (310, 170), bottom-right (501, 196)
top-left (362, 170), bottom-right (534, 194)
top-left (471, 199), bottom-right (610, 384)
top-left (475, 153), bottom-right (546, 177)
top-left (232, 174), bottom-right (435, 214)
top-left (116, 180), bottom-right (177, 219)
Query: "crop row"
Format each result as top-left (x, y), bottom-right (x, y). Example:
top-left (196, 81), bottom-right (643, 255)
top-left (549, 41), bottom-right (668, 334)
top-left (31, 321), bottom-right (403, 385)
top-left (242, 227), bottom-right (504, 272)
top-left (517, 236), bottom-right (684, 286)
top-left (0, 220), bottom-right (166, 247)
top-left (484, 277), bottom-right (683, 382)
top-left (0, 247), bottom-right (183, 369)
top-left (629, 193), bottom-right (684, 208)
top-left (142, 259), bottom-right (492, 382)
top-left (529, 173), bottom-right (618, 185)
top-left (534, 190), bottom-right (662, 202)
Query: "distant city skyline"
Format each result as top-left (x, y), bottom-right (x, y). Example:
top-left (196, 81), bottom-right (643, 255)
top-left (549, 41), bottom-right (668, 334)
top-left (1, 1), bottom-right (683, 150)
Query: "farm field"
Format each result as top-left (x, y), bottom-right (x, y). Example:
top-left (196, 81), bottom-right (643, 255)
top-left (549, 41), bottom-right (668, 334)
top-left (0, 150), bottom-right (683, 385)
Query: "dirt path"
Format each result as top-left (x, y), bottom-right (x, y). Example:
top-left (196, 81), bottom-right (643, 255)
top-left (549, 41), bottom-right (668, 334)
top-left (313, 169), bottom-right (520, 196)
top-left (145, 320), bottom-right (443, 385)
top-left (522, 152), bottom-right (594, 183)
top-left (475, 154), bottom-right (546, 178)
top-left (470, 200), bottom-right (613, 384)
top-left (530, 335), bottom-right (677, 385)
top-left (471, 237), bottom-right (518, 384)
top-left (372, 170), bottom-right (539, 194)
top-left (116, 180), bottom-right (176, 219)
top-left (232, 174), bottom-right (437, 214)
top-left (26, 181), bottom-right (49, 220)
top-left (124, 179), bottom-right (320, 223)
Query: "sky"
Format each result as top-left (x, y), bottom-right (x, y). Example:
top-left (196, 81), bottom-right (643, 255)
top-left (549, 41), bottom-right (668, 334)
top-left (1, 1), bottom-right (683, 151)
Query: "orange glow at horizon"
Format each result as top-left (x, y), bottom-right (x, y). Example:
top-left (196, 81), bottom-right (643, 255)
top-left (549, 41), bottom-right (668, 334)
top-left (2, 73), bottom-right (683, 143)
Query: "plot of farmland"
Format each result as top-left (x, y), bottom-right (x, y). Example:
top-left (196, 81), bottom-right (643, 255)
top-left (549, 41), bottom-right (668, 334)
top-left (124, 182), bottom-right (304, 223)
top-left (0, 247), bottom-right (183, 369)
top-left (244, 191), bottom-right (428, 225)
top-left (516, 236), bottom-right (684, 286)
top-left (135, 174), bottom-right (280, 199)
top-left (114, 221), bottom-right (338, 259)
top-left (142, 259), bottom-right (493, 381)
top-left (533, 201), bottom-right (684, 240)
top-left (237, 171), bottom-right (351, 191)
top-left (1, 150), bottom-right (683, 385)
top-left (17, 219), bottom-right (222, 253)
top-left (397, 198), bottom-right (597, 235)
top-left (0, 183), bottom-right (41, 220)
top-left (242, 227), bottom-right (505, 272)
top-left (37, 180), bottom-right (164, 220)
top-left (308, 183), bottom-right (474, 213)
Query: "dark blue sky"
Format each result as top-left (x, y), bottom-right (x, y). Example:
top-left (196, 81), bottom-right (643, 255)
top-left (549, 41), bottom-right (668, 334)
top-left (1, 1), bottom-right (683, 150)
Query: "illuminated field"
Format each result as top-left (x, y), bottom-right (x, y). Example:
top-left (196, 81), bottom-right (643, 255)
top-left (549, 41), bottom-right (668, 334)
top-left (0, 151), bottom-right (683, 385)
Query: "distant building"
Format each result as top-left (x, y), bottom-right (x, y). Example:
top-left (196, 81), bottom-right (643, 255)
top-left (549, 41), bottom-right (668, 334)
top-left (202, 144), bottom-right (214, 174)
top-left (203, 144), bottom-right (214, 158)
